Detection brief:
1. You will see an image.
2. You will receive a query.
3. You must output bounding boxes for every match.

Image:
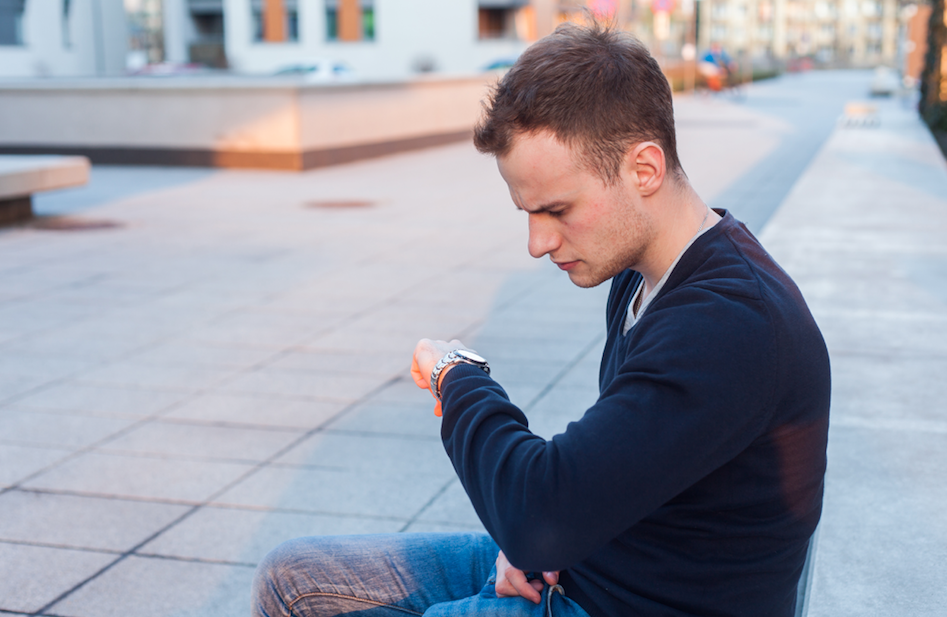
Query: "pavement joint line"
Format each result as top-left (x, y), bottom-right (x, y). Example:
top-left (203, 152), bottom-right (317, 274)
top-left (0, 439), bottom-right (85, 450)
top-left (317, 429), bottom-right (441, 442)
top-left (130, 416), bottom-right (311, 434)
top-left (74, 448), bottom-right (306, 467)
top-left (270, 293), bottom-right (427, 351)
top-left (523, 331), bottom-right (608, 414)
top-left (254, 462), bottom-right (352, 472)
top-left (825, 348), bottom-right (947, 361)
top-left (398, 477), bottom-right (460, 533)
top-left (2, 486), bottom-right (208, 508)
top-left (128, 551), bottom-right (258, 569)
top-left (4, 486), bottom-right (424, 522)
top-left (0, 538), bottom-right (124, 557)
top-left (200, 501), bottom-right (414, 521)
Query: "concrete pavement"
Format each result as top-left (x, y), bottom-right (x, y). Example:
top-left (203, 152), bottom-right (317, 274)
top-left (1, 70), bottom-right (944, 616)
top-left (759, 88), bottom-right (947, 615)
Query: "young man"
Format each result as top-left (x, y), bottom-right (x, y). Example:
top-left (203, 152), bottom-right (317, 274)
top-left (253, 22), bottom-right (830, 617)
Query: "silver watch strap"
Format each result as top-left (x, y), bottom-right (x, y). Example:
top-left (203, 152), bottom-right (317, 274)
top-left (430, 349), bottom-right (489, 402)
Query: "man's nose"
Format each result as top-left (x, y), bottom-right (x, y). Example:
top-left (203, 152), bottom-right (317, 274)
top-left (527, 215), bottom-right (560, 259)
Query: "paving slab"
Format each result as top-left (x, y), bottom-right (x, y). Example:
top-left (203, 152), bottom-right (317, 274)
top-left (97, 421), bottom-right (302, 464)
top-left (22, 452), bottom-right (256, 503)
top-left (0, 407), bottom-right (136, 450)
top-left (412, 478), bottom-right (486, 531)
top-left (0, 542), bottom-right (114, 614)
top-left (139, 506), bottom-right (404, 565)
top-left (48, 556), bottom-right (255, 617)
top-left (160, 393), bottom-right (346, 430)
top-left (272, 431), bottom-right (451, 474)
top-left (0, 491), bottom-right (190, 552)
top-left (323, 399), bottom-right (443, 437)
top-left (211, 465), bottom-right (453, 520)
top-left (9, 383), bottom-right (189, 417)
top-left (0, 443), bottom-right (73, 488)
top-left (218, 367), bottom-right (386, 402)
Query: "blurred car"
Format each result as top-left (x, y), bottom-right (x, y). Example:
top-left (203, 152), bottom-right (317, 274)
top-left (483, 57), bottom-right (518, 71)
top-left (273, 60), bottom-right (356, 83)
top-left (129, 62), bottom-right (209, 77)
top-left (869, 66), bottom-right (899, 97)
top-left (786, 56), bottom-right (814, 72)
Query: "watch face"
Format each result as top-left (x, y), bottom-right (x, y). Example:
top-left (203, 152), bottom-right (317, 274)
top-left (455, 349), bottom-right (486, 364)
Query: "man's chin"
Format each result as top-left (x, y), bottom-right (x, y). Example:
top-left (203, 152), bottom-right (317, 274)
top-left (566, 270), bottom-right (608, 289)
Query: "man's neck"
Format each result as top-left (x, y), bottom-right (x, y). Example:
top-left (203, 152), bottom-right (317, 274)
top-left (637, 184), bottom-right (719, 296)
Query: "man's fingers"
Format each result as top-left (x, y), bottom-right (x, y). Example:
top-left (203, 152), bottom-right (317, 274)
top-left (495, 567), bottom-right (542, 604)
top-left (494, 550), bottom-right (542, 604)
top-left (543, 571), bottom-right (560, 586)
top-left (411, 339), bottom-right (436, 390)
top-left (410, 354), bottom-right (428, 390)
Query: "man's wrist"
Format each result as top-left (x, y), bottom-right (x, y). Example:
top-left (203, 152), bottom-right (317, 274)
top-left (433, 363), bottom-right (457, 400)
top-left (430, 349), bottom-right (490, 402)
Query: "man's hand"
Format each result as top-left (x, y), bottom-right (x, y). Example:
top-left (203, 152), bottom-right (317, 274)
top-left (411, 339), bottom-right (467, 417)
top-left (494, 550), bottom-right (559, 604)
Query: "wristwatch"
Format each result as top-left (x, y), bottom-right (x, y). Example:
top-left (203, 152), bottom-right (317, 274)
top-left (430, 349), bottom-right (490, 402)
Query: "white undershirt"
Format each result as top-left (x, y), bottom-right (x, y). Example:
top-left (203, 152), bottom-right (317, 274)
top-left (623, 224), bottom-right (713, 335)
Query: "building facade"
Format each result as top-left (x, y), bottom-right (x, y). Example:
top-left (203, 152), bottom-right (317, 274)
top-left (0, 0), bottom-right (913, 78)
top-left (0, 0), bottom-right (128, 76)
top-left (696, 0), bottom-right (903, 68)
top-left (174, 0), bottom-right (573, 78)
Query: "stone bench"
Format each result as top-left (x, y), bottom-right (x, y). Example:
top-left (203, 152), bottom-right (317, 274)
top-left (0, 155), bottom-right (90, 225)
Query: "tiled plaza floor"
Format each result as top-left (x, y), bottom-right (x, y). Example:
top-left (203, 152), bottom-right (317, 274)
top-left (2, 71), bottom-right (944, 616)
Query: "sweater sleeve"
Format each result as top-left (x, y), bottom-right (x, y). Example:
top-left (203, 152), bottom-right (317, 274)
top-left (439, 284), bottom-right (777, 573)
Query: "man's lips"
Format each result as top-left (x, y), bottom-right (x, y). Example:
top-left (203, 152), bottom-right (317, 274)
top-left (554, 260), bottom-right (579, 271)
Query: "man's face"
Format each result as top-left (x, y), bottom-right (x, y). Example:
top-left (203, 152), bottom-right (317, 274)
top-left (497, 131), bottom-right (654, 288)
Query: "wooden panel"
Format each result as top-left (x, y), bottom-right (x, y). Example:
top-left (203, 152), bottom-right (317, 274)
top-left (264, 0), bottom-right (286, 42)
top-left (338, 0), bottom-right (362, 42)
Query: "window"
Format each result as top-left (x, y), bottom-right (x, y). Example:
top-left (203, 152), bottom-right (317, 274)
top-left (126, 0), bottom-right (165, 64)
top-left (188, 1), bottom-right (226, 67)
top-left (62, 0), bottom-right (71, 48)
top-left (325, 0), bottom-right (374, 42)
top-left (0, 0), bottom-right (25, 46)
top-left (252, 0), bottom-right (299, 43)
top-left (861, 1), bottom-right (880, 17)
top-left (479, 9), bottom-right (507, 39)
top-left (478, 0), bottom-right (529, 40)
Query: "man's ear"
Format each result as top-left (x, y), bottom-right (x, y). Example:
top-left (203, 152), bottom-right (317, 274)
top-left (627, 142), bottom-right (666, 197)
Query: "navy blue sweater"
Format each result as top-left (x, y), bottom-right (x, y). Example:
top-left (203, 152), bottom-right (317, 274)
top-left (440, 211), bottom-right (830, 617)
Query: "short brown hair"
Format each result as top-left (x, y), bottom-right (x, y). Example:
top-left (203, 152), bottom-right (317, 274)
top-left (474, 21), bottom-right (683, 184)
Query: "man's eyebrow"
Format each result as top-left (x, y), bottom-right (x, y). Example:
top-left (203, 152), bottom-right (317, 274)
top-left (514, 200), bottom-right (569, 213)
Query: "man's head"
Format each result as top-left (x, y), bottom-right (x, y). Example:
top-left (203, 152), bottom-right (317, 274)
top-left (476, 22), bottom-right (691, 289)
top-left (474, 21), bottom-right (683, 185)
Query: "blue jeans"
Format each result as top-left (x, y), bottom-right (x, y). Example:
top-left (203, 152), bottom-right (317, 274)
top-left (252, 533), bottom-right (592, 617)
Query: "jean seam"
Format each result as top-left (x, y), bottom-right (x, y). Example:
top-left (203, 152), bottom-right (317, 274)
top-left (287, 591), bottom-right (423, 617)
